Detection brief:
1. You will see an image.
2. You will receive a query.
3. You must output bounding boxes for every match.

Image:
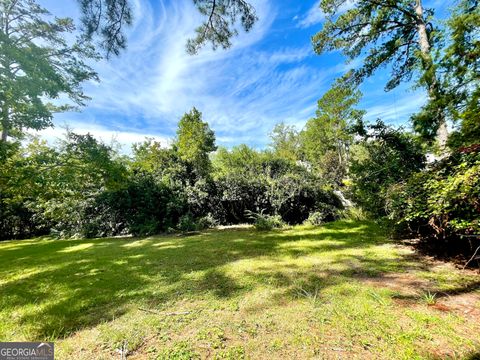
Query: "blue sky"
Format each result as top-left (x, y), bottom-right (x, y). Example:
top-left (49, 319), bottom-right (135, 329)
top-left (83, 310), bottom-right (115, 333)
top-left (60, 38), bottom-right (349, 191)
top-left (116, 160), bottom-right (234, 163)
top-left (38, 0), bottom-right (453, 152)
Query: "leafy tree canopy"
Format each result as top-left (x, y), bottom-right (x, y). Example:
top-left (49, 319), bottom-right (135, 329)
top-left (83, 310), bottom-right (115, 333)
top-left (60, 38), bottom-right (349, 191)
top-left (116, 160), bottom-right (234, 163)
top-left (175, 107), bottom-right (216, 177)
top-left (269, 123), bottom-right (301, 163)
top-left (301, 79), bottom-right (365, 185)
top-left (0, 0), bottom-right (99, 141)
top-left (312, 0), bottom-right (437, 91)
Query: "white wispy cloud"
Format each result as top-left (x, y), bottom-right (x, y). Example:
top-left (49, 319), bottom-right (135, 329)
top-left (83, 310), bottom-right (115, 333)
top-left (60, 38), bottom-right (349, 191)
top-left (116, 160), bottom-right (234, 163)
top-left (363, 91), bottom-right (427, 125)
top-left (65, 0), bottom-right (339, 148)
top-left (297, 0), bottom-right (356, 28)
top-left (31, 121), bottom-right (170, 154)
top-left (39, 0), bottom-right (422, 152)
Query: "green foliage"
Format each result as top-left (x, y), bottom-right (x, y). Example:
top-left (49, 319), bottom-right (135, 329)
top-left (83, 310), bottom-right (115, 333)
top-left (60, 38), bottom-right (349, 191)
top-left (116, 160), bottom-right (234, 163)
top-left (0, 0), bottom-right (98, 141)
top-left (186, 0), bottom-right (257, 54)
top-left (339, 206), bottom-right (368, 222)
top-left (0, 141), bottom-right (46, 239)
top-left (176, 212), bottom-right (219, 233)
top-left (177, 213), bottom-right (198, 233)
top-left (304, 204), bottom-right (340, 226)
top-left (176, 107), bottom-right (216, 178)
top-left (412, 0), bottom-right (479, 143)
top-left (78, 0), bottom-right (257, 57)
top-left (312, 0), bottom-right (454, 143)
top-left (269, 123), bottom-right (301, 162)
top-left (313, 1), bottom-right (437, 91)
top-left (213, 144), bottom-right (264, 177)
top-left (0, 134), bottom-right (127, 239)
top-left (447, 114), bottom-right (480, 150)
top-left (0, 121), bottom-right (349, 239)
top-left (387, 150), bottom-right (480, 240)
top-left (441, 0), bottom-right (480, 149)
top-left (301, 79), bottom-right (364, 185)
top-left (268, 172), bottom-right (342, 225)
top-left (97, 174), bottom-right (180, 237)
top-left (212, 144), bottom-right (343, 225)
top-left (349, 121), bottom-right (425, 217)
top-left (245, 210), bottom-right (285, 231)
top-left (78, 0), bottom-right (133, 56)
top-left (213, 174), bottom-right (271, 224)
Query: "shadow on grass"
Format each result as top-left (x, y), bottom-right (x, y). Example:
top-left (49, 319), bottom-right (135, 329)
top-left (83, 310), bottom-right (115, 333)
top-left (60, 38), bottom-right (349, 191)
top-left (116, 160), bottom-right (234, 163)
top-left (0, 220), bottom-right (468, 340)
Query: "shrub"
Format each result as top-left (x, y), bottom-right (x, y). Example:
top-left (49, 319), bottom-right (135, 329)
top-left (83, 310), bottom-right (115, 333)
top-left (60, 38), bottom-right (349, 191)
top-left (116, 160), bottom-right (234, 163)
top-left (304, 203), bottom-right (339, 226)
top-left (348, 121), bottom-right (425, 217)
top-left (78, 174), bottom-right (182, 237)
top-left (196, 214), bottom-right (218, 230)
top-left (304, 212), bottom-right (325, 226)
top-left (387, 149), bottom-right (480, 251)
top-left (268, 173), bottom-right (343, 225)
top-left (339, 206), bottom-right (368, 221)
top-left (213, 175), bottom-right (271, 224)
top-left (245, 210), bottom-right (285, 231)
top-left (177, 214), bottom-right (197, 232)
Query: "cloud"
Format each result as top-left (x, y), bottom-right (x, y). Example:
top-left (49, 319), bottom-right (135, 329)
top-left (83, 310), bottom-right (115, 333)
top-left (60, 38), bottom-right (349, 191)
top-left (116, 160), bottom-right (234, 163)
top-left (31, 122), bottom-right (170, 154)
top-left (297, 1), bottom-right (326, 28)
top-left (41, 0), bottom-right (423, 151)
top-left (69, 0), bottom-right (341, 148)
top-left (363, 92), bottom-right (427, 125)
top-left (297, 0), bottom-right (356, 28)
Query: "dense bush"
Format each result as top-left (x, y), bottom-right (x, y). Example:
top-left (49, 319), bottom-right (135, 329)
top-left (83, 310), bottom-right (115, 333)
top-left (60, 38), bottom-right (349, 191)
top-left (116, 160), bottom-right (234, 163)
top-left (108, 175), bottom-right (181, 236)
top-left (213, 175), bottom-right (271, 224)
top-left (348, 122), bottom-right (425, 217)
top-left (304, 203), bottom-right (340, 226)
top-left (0, 116), bottom-right (344, 240)
top-left (0, 197), bottom-right (49, 240)
top-left (387, 149), bottom-right (480, 245)
top-left (245, 210), bottom-right (285, 231)
top-left (268, 173), bottom-right (342, 224)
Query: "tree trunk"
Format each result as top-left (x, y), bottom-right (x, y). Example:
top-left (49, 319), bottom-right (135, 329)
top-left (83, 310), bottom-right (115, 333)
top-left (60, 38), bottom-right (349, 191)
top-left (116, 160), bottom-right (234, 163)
top-left (414, 0), bottom-right (448, 152)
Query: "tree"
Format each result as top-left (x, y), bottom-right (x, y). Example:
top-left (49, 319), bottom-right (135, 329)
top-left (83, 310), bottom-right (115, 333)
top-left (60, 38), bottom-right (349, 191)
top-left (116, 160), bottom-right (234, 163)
top-left (348, 121), bottom-right (425, 217)
top-left (78, 0), bottom-right (257, 56)
top-left (301, 80), bottom-right (364, 185)
top-left (0, 0), bottom-right (98, 142)
top-left (312, 0), bottom-right (448, 147)
top-left (175, 107), bottom-right (216, 177)
top-left (78, 0), bottom-right (132, 56)
top-left (0, 132), bottom-right (127, 238)
top-left (186, 0), bottom-right (257, 54)
top-left (438, 0), bottom-right (480, 148)
top-left (269, 123), bottom-right (301, 163)
top-left (213, 144), bottom-right (263, 178)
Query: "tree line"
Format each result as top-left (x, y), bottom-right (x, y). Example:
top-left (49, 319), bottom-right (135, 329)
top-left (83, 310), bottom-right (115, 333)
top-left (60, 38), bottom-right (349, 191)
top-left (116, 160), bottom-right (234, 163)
top-left (0, 0), bottom-right (479, 259)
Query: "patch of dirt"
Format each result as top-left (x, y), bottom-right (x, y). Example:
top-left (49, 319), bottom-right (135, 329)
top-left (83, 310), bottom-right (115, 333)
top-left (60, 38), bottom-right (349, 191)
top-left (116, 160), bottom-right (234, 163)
top-left (358, 244), bottom-right (480, 321)
top-left (361, 272), bottom-right (431, 297)
top-left (435, 292), bottom-right (480, 319)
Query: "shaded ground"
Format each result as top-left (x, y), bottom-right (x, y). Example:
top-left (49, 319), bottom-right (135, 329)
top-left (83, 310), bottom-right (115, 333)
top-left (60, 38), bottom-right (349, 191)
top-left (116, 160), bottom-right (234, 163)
top-left (0, 220), bottom-right (479, 359)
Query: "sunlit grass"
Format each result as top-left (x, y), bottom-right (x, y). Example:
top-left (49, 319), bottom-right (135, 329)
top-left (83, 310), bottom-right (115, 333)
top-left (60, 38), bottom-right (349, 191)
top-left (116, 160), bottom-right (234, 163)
top-left (0, 220), bottom-right (479, 359)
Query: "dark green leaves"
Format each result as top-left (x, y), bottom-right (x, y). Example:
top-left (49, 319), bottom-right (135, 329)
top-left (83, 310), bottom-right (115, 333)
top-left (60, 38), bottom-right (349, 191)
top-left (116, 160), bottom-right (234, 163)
top-left (78, 0), bottom-right (133, 57)
top-left (76, 0), bottom-right (257, 56)
top-left (0, 0), bottom-right (99, 141)
top-left (312, 0), bottom-right (434, 90)
top-left (186, 0), bottom-right (258, 54)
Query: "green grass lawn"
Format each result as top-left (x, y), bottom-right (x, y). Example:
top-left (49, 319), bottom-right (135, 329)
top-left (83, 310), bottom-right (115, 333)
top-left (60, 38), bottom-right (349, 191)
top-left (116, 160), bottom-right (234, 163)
top-left (1, 220), bottom-right (479, 359)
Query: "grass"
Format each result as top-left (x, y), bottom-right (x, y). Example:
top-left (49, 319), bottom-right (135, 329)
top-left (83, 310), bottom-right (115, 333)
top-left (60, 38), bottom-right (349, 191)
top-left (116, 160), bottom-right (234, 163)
top-left (0, 220), bottom-right (479, 359)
